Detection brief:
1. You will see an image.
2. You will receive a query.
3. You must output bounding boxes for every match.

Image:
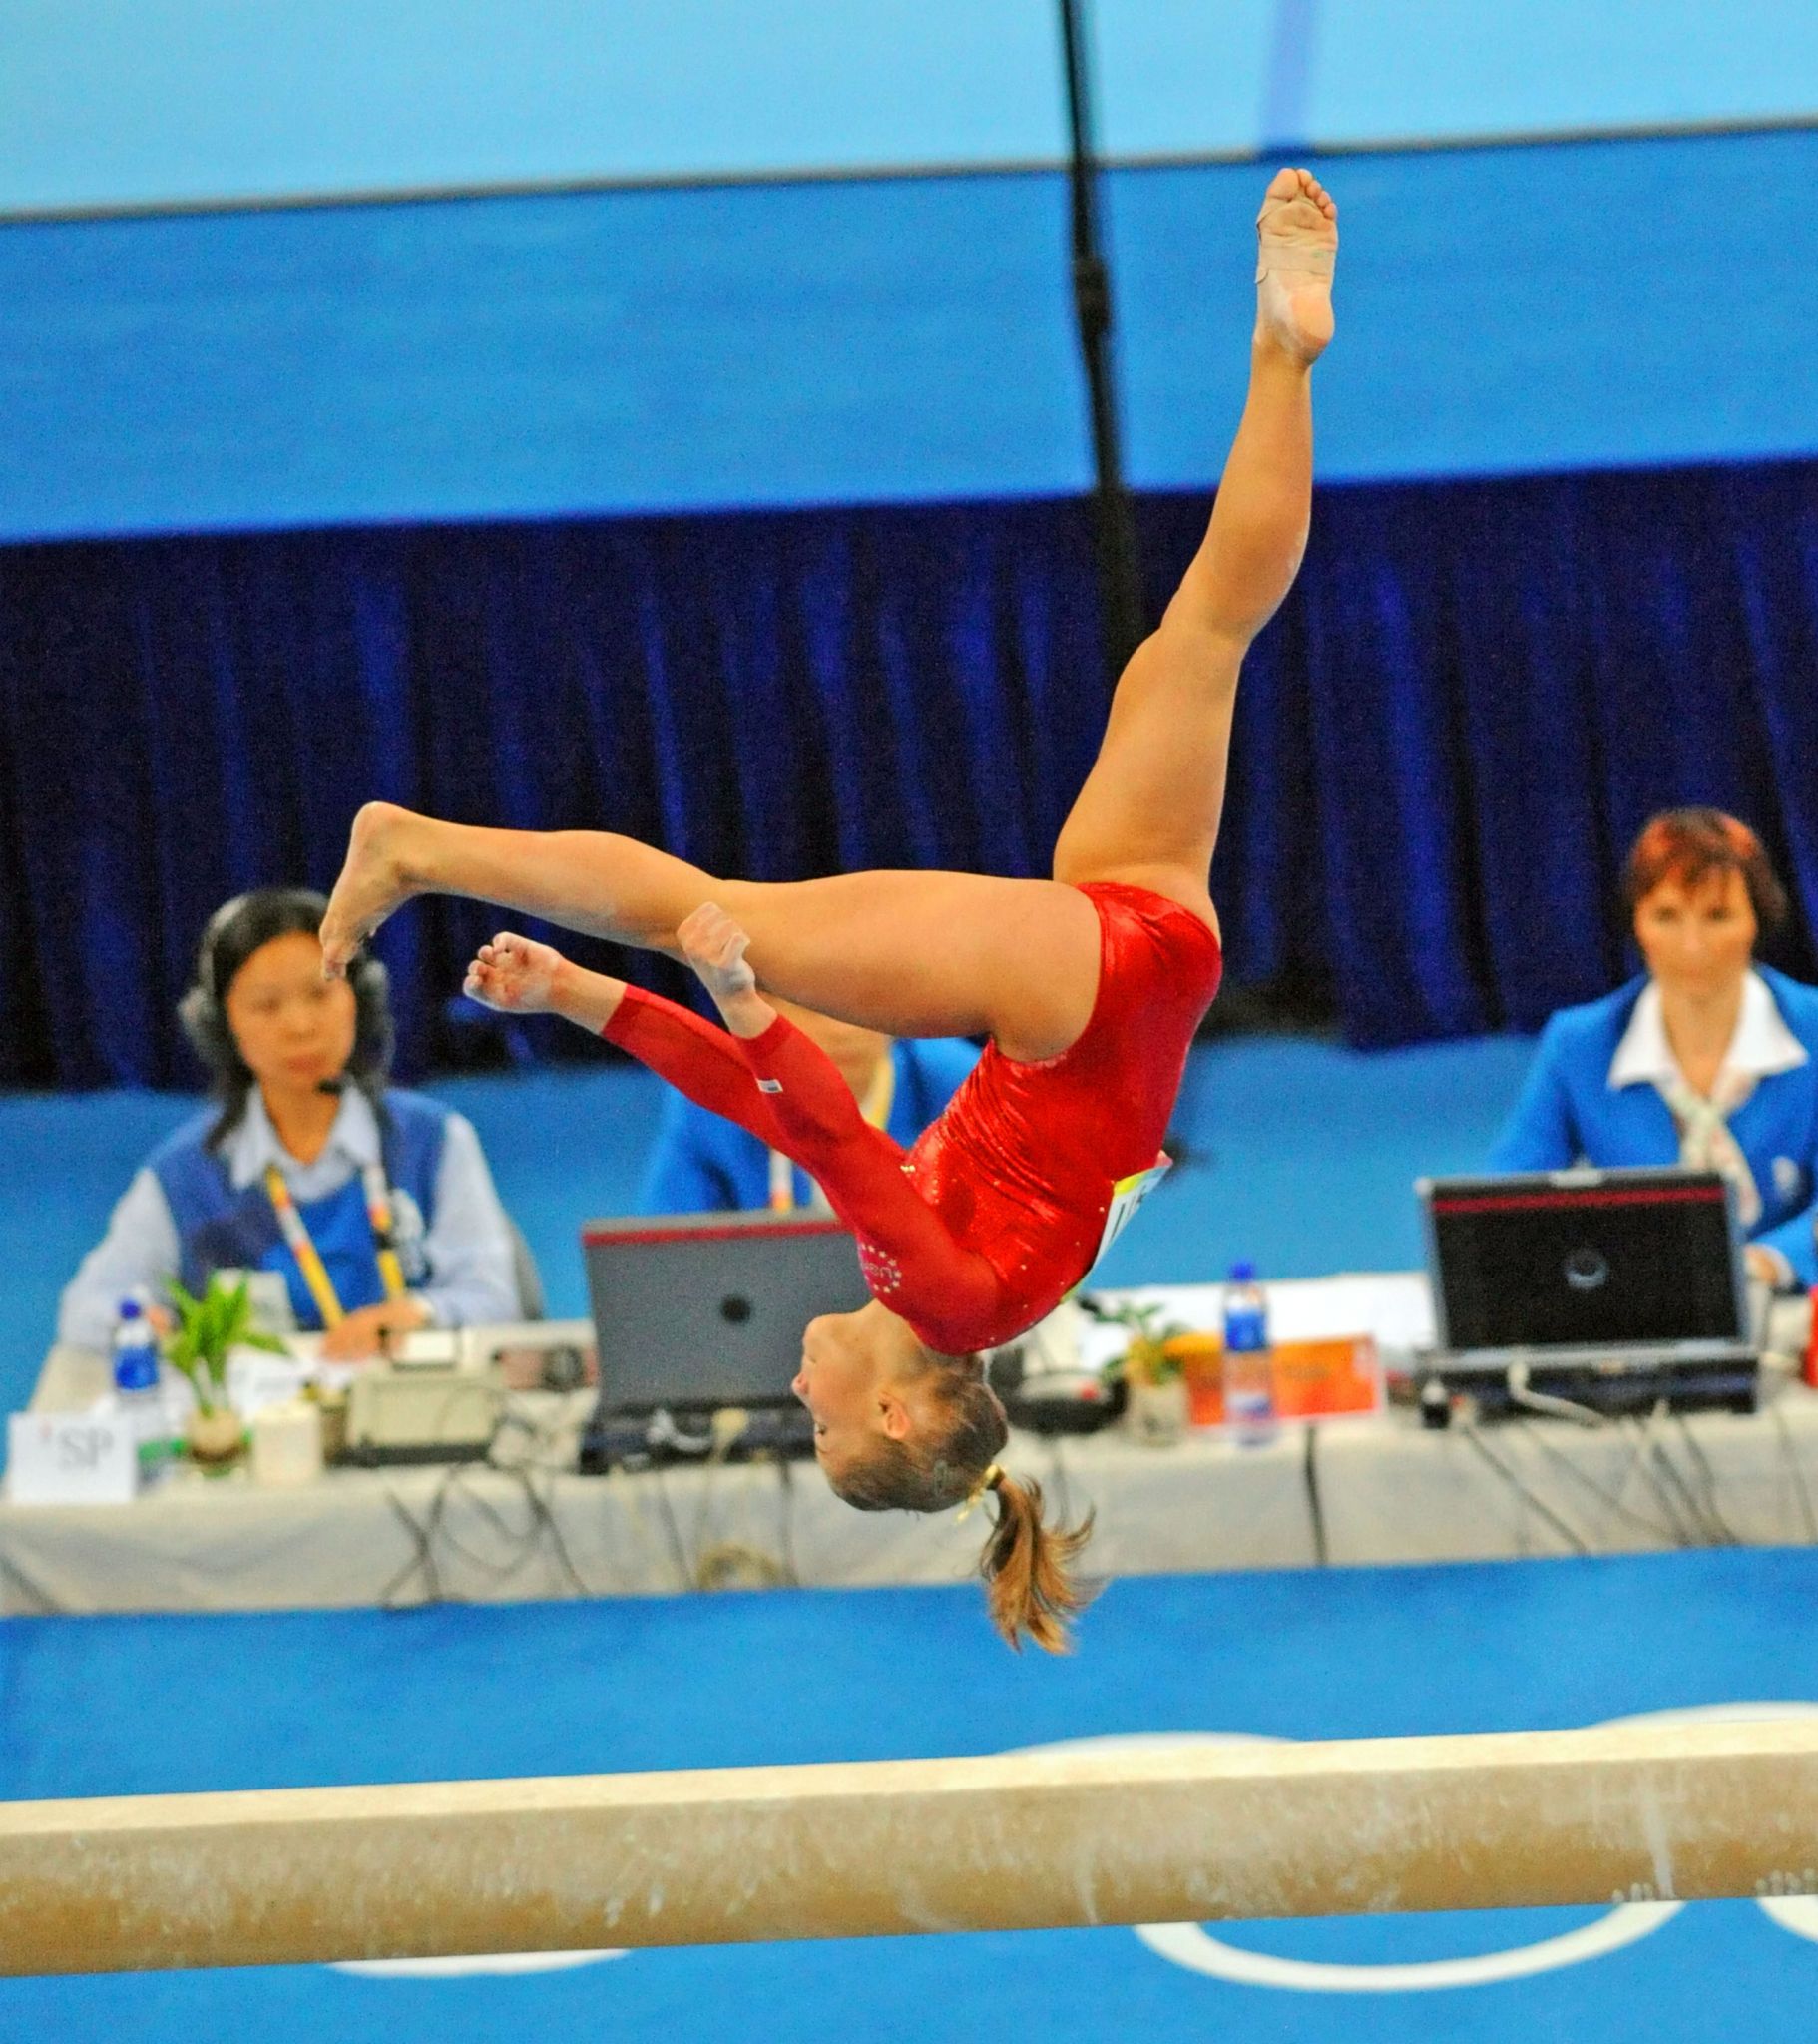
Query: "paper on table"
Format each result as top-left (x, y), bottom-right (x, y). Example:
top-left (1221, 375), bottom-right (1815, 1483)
top-left (1078, 1272), bottom-right (1437, 1360)
top-left (1264, 1273), bottom-right (1437, 1353)
top-left (6, 1408), bottom-right (138, 1506)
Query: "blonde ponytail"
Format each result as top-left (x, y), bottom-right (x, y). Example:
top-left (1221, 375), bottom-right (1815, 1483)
top-left (978, 1475), bottom-right (1095, 1654)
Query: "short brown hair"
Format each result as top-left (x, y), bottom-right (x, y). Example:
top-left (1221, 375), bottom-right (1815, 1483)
top-left (1622, 808), bottom-right (1787, 931)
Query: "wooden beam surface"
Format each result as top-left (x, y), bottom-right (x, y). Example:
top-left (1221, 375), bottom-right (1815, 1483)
top-left (5, 1718), bottom-right (1818, 1975)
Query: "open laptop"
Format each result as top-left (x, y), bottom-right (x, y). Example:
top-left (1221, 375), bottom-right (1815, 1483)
top-left (1415, 1167), bottom-right (1759, 1416)
top-left (577, 1212), bottom-right (871, 1468)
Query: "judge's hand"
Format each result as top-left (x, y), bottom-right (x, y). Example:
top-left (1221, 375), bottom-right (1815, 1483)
top-left (319, 1295), bottom-right (431, 1361)
top-left (1744, 1244), bottom-right (1791, 1290)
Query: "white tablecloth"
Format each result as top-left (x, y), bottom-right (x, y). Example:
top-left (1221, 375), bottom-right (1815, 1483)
top-left (5, 1278), bottom-right (1815, 1617)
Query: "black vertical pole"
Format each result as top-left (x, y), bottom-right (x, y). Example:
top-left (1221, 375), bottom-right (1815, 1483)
top-left (1058, 0), bottom-right (1145, 681)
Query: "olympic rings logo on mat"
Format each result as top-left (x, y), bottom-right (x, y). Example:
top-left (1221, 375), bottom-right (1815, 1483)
top-left (1020, 1704), bottom-right (1818, 1995)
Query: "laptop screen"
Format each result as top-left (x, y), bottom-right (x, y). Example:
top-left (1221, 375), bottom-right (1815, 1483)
top-left (582, 1212), bottom-right (871, 1413)
top-left (1420, 1170), bottom-right (1746, 1353)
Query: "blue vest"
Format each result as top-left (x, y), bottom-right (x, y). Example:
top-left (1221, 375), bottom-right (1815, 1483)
top-left (151, 1090), bottom-right (449, 1330)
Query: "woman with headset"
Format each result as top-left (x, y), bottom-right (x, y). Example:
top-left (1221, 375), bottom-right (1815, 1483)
top-left (58, 888), bottom-right (522, 1357)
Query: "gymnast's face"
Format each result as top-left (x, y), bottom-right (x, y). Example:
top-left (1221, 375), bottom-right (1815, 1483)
top-left (224, 931), bottom-right (359, 1105)
top-left (792, 1302), bottom-right (930, 1479)
top-left (1633, 867), bottom-right (1757, 1002)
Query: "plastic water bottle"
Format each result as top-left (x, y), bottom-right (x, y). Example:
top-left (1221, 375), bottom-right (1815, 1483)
top-left (112, 1298), bottom-right (175, 1486)
top-left (1220, 1262), bottom-right (1276, 1445)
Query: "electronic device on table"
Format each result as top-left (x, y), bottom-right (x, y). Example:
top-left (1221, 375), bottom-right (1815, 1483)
top-left (577, 1213), bottom-right (869, 1472)
top-left (1415, 1167), bottom-right (1759, 1418)
top-left (993, 1297), bottom-right (1124, 1435)
top-left (341, 1331), bottom-right (504, 1465)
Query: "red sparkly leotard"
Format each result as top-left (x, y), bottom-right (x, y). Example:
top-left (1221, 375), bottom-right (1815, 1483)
top-left (603, 882), bottom-right (1222, 1353)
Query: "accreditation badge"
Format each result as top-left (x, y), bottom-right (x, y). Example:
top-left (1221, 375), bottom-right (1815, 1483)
top-left (1089, 1155), bottom-right (1173, 1269)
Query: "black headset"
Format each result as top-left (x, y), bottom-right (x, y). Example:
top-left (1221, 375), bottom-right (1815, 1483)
top-left (178, 888), bottom-right (395, 1094)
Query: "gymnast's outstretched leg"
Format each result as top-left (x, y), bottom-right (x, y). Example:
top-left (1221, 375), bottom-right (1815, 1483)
top-left (1052, 166), bottom-right (1335, 925)
top-left (319, 170), bottom-right (1335, 1057)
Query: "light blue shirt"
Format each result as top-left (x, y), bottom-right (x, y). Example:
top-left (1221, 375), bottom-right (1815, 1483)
top-left (57, 1089), bottom-right (521, 1350)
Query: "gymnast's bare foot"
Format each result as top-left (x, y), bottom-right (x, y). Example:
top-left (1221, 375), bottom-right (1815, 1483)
top-left (320, 801), bottom-right (423, 978)
top-left (1254, 167), bottom-right (1337, 365)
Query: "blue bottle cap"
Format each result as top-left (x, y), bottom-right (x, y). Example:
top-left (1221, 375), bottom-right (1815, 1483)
top-left (1228, 1260), bottom-right (1255, 1283)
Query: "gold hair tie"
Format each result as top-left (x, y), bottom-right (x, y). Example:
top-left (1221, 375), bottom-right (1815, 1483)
top-left (955, 1463), bottom-right (1005, 1523)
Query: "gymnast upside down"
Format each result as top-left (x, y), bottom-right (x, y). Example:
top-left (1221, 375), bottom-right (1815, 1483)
top-left (321, 168), bottom-right (1338, 1650)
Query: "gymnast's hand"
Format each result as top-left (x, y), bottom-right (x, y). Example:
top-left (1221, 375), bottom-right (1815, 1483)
top-left (464, 931), bottom-right (565, 1014)
top-left (679, 902), bottom-right (775, 1038)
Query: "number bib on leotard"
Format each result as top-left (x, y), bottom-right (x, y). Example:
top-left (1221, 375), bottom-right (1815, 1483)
top-left (1088, 1155), bottom-right (1173, 1271)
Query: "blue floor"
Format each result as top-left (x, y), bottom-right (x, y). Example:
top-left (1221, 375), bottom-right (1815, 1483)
top-left (3, 1551), bottom-right (1817, 2040)
top-left (0, 1029), bottom-right (1536, 1414)
top-left (4, 1036), bottom-right (1815, 2037)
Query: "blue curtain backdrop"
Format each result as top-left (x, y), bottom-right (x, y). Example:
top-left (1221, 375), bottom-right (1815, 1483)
top-left (3, 455), bottom-right (1816, 1091)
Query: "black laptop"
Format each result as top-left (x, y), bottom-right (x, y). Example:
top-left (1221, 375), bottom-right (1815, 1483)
top-left (1414, 1168), bottom-right (1759, 1415)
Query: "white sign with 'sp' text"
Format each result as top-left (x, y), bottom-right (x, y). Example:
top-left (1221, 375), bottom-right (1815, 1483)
top-left (6, 1412), bottom-right (138, 1506)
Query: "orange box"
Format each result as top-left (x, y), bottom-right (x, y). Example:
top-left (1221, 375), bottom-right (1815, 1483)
top-left (1164, 1331), bottom-right (1382, 1428)
top-left (1164, 1333), bottom-right (1226, 1427)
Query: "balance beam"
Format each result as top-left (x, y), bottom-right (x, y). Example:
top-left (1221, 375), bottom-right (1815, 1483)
top-left (5, 1718), bottom-right (1818, 1975)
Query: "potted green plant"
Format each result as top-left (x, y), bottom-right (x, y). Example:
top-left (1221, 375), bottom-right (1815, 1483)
top-left (165, 1276), bottom-right (288, 1466)
top-left (1100, 1300), bottom-right (1190, 1446)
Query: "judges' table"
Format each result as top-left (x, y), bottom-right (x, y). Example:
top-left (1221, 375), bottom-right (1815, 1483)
top-left (4, 1278), bottom-right (1816, 1617)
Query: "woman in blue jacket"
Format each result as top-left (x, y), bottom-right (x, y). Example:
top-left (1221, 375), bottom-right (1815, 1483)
top-left (59, 888), bottom-right (522, 1355)
top-left (1492, 809), bottom-right (1818, 1287)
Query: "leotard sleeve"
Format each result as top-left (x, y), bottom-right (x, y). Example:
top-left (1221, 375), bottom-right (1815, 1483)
top-left (602, 985), bottom-right (787, 1146)
top-left (604, 987), bottom-right (1002, 1347)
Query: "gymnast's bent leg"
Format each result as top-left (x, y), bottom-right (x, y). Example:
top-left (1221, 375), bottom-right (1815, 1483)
top-left (321, 807), bottom-right (1101, 1062)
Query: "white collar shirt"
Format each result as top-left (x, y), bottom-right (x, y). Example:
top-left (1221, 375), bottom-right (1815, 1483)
top-left (219, 1087), bottom-right (383, 1203)
top-left (1608, 971), bottom-right (1808, 1100)
top-left (1607, 971), bottom-right (1807, 1231)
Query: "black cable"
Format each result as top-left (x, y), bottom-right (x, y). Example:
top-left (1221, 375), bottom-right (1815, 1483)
top-left (1644, 1415), bottom-right (1733, 1546)
top-left (1302, 1423), bottom-right (1328, 1566)
top-left (650, 1466), bottom-right (695, 1589)
top-left (1619, 1413), bottom-right (1696, 1546)
top-left (1669, 1412), bottom-right (1741, 1545)
top-left (524, 1469), bottom-right (595, 1598)
top-left (431, 1464), bottom-right (554, 1584)
top-left (449, 1463), bottom-right (530, 1552)
top-left (1458, 1422), bottom-right (1591, 1554)
top-left (485, 1463), bottom-right (591, 1598)
top-left (1770, 1398), bottom-right (1818, 1542)
top-left (482, 1390), bottom-right (605, 1595)
top-left (1647, 1439), bottom-right (1721, 1545)
top-left (1510, 1418), bottom-right (1677, 1543)
top-left (377, 1476), bottom-right (445, 1609)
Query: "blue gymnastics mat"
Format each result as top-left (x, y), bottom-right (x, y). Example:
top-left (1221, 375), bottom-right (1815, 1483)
top-left (3, 1548), bottom-right (1817, 2041)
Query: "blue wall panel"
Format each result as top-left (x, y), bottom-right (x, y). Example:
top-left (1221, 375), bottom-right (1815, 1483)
top-left (4, 0), bottom-right (1815, 215)
top-left (2, 133), bottom-right (1816, 541)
